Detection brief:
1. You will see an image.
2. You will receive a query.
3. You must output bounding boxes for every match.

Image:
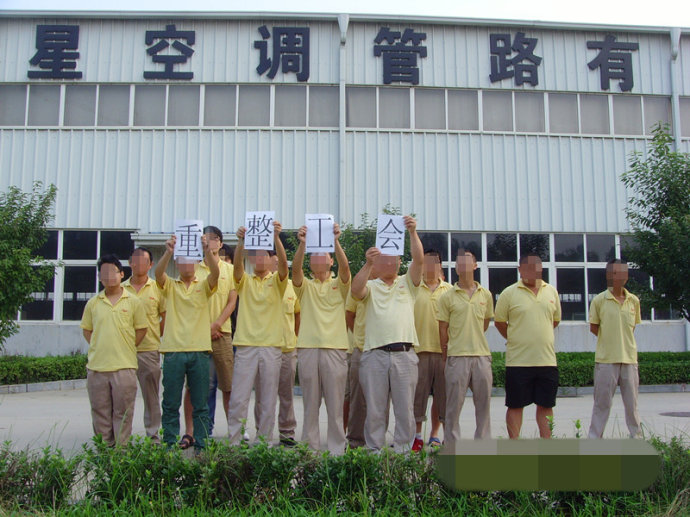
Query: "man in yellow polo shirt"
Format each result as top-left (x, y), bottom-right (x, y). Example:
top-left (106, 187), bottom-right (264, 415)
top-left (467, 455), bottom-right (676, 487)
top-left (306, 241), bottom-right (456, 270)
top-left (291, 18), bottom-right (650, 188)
top-left (122, 247), bottom-right (165, 444)
top-left (412, 249), bottom-right (452, 451)
top-left (495, 253), bottom-right (562, 439)
top-left (81, 254), bottom-right (148, 446)
top-left (292, 222), bottom-right (351, 455)
top-left (438, 249), bottom-right (494, 447)
top-left (588, 259), bottom-right (642, 439)
top-left (254, 254), bottom-right (301, 446)
top-left (227, 220), bottom-right (289, 444)
top-left (351, 215), bottom-right (424, 453)
top-left (155, 234), bottom-right (219, 450)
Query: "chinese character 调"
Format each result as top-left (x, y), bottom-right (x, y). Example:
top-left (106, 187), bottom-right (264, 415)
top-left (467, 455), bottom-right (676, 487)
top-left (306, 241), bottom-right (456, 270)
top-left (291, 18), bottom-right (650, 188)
top-left (374, 27), bottom-right (427, 85)
top-left (28, 25), bottom-right (82, 79)
top-left (144, 24), bottom-right (195, 80)
top-left (254, 26), bottom-right (310, 82)
top-left (489, 32), bottom-right (541, 86)
top-left (587, 35), bottom-right (639, 92)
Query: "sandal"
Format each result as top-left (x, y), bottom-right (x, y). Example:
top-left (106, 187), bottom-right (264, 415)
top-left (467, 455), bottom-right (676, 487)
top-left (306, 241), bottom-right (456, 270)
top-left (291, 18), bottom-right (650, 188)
top-left (179, 434), bottom-right (195, 450)
top-left (427, 437), bottom-right (442, 448)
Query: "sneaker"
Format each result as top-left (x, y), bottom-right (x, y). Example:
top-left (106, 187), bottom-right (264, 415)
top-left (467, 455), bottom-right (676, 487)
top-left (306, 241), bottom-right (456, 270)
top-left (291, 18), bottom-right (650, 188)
top-left (280, 437), bottom-right (297, 447)
top-left (412, 437), bottom-right (424, 452)
top-left (242, 431), bottom-right (250, 442)
top-left (428, 437), bottom-right (442, 448)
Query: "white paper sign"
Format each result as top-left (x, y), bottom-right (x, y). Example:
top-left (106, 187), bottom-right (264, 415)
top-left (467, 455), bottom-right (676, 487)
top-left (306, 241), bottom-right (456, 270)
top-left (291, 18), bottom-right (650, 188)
top-left (376, 214), bottom-right (405, 256)
top-left (244, 211), bottom-right (275, 250)
top-left (174, 219), bottom-right (204, 261)
top-left (305, 213), bottom-right (335, 253)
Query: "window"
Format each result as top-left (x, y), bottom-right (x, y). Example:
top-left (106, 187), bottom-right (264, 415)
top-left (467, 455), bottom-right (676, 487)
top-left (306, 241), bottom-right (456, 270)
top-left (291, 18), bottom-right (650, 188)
top-left (451, 232), bottom-right (482, 261)
top-left (679, 97), bottom-right (690, 138)
top-left (275, 85), bottom-right (306, 127)
top-left (63, 230), bottom-right (97, 260)
top-left (419, 232), bottom-right (448, 262)
top-left (346, 87), bottom-right (376, 128)
top-left (204, 85), bottom-right (236, 126)
top-left (587, 234), bottom-right (615, 262)
top-left (549, 93), bottom-right (578, 133)
top-left (489, 268), bottom-right (517, 301)
top-left (482, 91), bottom-right (512, 131)
top-left (519, 234), bottom-right (549, 261)
top-left (613, 95), bottom-right (642, 135)
top-left (415, 89), bottom-right (445, 130)
top-left (487, 233), bottom-right (517, 262)
top-left (0, 85), bottom-right (27, 125)
top-left (238, 85), bottom-right (270, 126)
top-left (20, 268), bottom-right (54, 321)
top-left (63, 266), bottom-right (96, 321)
top-left (309, 86), bottom-right (338, 127)
top-left (64, 85), bottom-right (96, 126)
top-left (36, 230), bottom-right (59, 260)
top-left (100, 231), bottom-right (134, 259)
top-left (644, 96), bottom-right (671, 134)
top-left (515, 91), bottom-right (545, 132)
top-left (134, 85), bottom-right (165, 126)
top-left (557, 268), bottom-right (586, 320)
top-left (555, 234), bottom-right (584, 262)
top-left (379, 87), bottom-right (410, 128)
top-left (97, 85), bottom-right (129, 126)
top-left (448, 90), bottom-right (478, 130)
top-left (167, 85), bottom-right (200, 126)
top-left (28, 85), bottom-right (60, 126)
top-left (580, 94), bottom-right (609, 134)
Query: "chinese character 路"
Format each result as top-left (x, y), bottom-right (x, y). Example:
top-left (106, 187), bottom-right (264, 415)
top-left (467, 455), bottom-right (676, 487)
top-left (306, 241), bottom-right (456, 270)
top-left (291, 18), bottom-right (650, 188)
top-left (489, 32), bottom-right (541, 86)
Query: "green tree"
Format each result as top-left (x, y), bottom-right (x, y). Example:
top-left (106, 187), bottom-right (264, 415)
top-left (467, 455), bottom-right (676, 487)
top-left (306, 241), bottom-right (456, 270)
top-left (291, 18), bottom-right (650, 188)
top-left (621, 124), bottom-right (690, 321)
top-left (0, 182), bottom-right (58, 347)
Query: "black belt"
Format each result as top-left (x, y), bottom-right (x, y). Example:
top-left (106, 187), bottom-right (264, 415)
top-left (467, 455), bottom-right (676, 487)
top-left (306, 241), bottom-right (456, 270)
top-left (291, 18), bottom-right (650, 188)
top-left (376, 342), bottom-right (412, 352)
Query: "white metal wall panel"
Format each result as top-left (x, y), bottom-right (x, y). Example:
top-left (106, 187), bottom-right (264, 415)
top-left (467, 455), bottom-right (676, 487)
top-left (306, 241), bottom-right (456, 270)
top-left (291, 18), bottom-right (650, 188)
top-left (342, 132), bottom-right (649, 232)
top-left (0, 129), bottom-right (339, 232)
top-left (0, 18), bottom-right (340, 84)
top-left (346, 22), bottom-right (672, 94)
top-left (679, 35), bottom-right (690, 95)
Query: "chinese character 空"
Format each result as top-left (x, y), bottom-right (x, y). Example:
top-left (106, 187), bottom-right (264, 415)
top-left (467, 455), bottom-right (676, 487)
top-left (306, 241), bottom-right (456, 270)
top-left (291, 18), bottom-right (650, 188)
top-left (254, 25), bottom-right (310, 82)
top-left (28, 25), bottom-right (82, 79)
top-left (246, 213), bottom-right (274, 248)
top-left (489, 32), bottom-right (542, 86)
top-left (144, 24), bottom-right (195, 80)
top-left (177, 222), bottom-right (202, 258)
top-left (374, 27), bottom-right (427, 85)
top-left (587, 35), bottom-right (639, 92)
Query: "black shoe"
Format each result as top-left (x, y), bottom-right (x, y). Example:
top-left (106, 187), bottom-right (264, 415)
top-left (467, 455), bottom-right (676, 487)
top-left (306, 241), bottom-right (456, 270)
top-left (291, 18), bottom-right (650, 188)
top-left (280, 437), bottom-right (297, 447)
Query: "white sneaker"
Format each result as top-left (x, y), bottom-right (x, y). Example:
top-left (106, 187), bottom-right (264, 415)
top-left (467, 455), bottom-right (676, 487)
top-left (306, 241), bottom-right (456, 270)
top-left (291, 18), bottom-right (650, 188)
top-left (242, 431), bottom-right (250, 441)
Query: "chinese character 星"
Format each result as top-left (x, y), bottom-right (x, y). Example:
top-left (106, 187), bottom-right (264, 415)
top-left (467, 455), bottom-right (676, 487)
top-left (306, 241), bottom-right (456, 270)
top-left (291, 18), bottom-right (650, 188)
top-left (28, 25), bottom-right (82, 79)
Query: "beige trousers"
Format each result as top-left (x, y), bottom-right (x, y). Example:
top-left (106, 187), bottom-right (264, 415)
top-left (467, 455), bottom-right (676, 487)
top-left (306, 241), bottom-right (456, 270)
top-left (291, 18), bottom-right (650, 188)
top-left (87, 368), bottom-right (138, 446)
top-left (136, 351), bottom-right (162, 442)
top-left (444, 355), bottom-right (493, 447)
top-left (298, 348), bottom-right (348, 455)
top-left (588, 363), bottom-right (641, 439)
top-left (227, 346), bottom-right (282, 444)
top-left (413, 351), bottom-right (446, 423)
top-left (255, 349), bottom-right (297, 439)
top-left (359, 348), bottom-right (418, 453)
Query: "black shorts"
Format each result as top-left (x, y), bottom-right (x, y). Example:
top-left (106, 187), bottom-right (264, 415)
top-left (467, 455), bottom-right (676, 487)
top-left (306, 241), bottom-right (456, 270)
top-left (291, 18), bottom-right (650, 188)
top-left (505, 366), bottom-right (559, 409)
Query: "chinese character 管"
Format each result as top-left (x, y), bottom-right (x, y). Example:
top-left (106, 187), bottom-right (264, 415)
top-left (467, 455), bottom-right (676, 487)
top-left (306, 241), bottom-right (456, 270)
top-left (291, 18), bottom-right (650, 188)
top-left (144, 24), bottom-right (195, 80)
top-left (254, 26), bottom-right (310, 82)
top-left (489, 32), bottom-right (542, 86)
top-left (28, 25), bottom-right (82, 79)
top-left (374, 27), bottom-right (427, 85)
top-left (587, 35), bottom-right (639, 92)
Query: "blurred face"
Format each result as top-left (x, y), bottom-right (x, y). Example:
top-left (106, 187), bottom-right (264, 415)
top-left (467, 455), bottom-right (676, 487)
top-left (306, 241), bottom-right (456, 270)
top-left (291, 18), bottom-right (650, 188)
top-left (219, 249), bottom-right (232, 263)
top-left (249, 250), bottom-right (271, 273)
top-left (606, 263), bottom-right (629, 289)
top-left (518, 256), bottom-right (543, 285)
top-left (373, 254), bottom-right (400, 279)
top-left (311, 253), bottom-right (333, 275)
top-left (455, 252), bottom-right (477, 277)
top-left (269, 254), bottom-right (279, 272)
top-left (175, 258), bottom-right (197, 279)
top-left (204, 232), bottom-right (222, 254)
top-left (129, 249), bottom-right (152, 276)
top-left (423, 254), bottom-right (442, 279)
top-left (99, 263), bottom-right (123, 288)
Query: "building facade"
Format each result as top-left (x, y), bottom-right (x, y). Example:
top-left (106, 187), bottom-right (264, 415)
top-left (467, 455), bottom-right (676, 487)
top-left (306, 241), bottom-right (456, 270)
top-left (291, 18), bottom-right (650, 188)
top-left (1, 11), bottom-right (688, 355)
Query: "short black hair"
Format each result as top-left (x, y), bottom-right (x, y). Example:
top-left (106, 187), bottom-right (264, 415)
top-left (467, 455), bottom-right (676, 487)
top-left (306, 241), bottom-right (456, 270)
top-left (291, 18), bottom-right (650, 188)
top-left (220, 243), bottom-right (233, 256)
top-left (424, 249), bottom-right (442, 262)
top-left (606, 258), bottom-right (627, 271)
top-left (456, 248), bottom-right (476, 261)
top-left (519, 253), bottom-right (542, 265)
top-left (267, 249), bottom-right (277, 257)
top-left (131, 246), bottom-right (153, 262)
top-left (203, 225), bottom-right (223, 243)
top-left (98, 254), bottom-right (123, 272)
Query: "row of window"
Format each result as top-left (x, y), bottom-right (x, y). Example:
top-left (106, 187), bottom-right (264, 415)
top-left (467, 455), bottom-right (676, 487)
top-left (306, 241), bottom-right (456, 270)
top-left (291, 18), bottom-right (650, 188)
top-left (1, 83), bottom-right (686, 136)
top-left (20, 229), bottom-right (681, 323)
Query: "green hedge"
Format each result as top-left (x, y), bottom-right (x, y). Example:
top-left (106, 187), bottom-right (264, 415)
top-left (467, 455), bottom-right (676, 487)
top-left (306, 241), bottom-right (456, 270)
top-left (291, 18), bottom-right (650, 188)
top-left (1, 352), bottom-right (689, 387)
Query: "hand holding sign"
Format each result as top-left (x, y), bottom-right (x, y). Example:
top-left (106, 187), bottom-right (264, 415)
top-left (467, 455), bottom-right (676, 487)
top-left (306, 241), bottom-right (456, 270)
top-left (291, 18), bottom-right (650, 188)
top-left (244, 211), bottom-right (275, 250)
top-left (174, 219), bottom-right (203, 261)
top-left (305, 213), bottom-right (335, 253)
top-left (376, 214), bottom-right (405, 256)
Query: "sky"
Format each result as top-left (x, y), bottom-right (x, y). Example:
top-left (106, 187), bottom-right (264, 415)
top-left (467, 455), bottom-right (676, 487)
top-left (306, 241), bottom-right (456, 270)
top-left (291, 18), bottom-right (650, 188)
top-left (0, 0), bottom-right (689, 29)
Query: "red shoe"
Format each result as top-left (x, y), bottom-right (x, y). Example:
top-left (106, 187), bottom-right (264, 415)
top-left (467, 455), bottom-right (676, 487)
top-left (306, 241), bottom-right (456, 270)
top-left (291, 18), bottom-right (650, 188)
top-left (412, 437), bottom-right (424, 452)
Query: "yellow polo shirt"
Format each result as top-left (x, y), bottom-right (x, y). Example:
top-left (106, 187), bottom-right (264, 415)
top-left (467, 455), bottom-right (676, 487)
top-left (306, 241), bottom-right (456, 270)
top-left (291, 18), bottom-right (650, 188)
top-left (295, 275), bottom-right (350, 350)
top-left (494, 280), bottom-right (562, 367)
top-left (233, 271), bottom-right (288, 347)
top-left (361, 273), bottom-right (419, 351)
top-left (282, 280), bottom-right (300, 353)
top-left (437, 282), bottom-right (494, 356)
top-left (159, 276), bottom-right (215, 353)
top-left (345, 292), bottom-right (367, 352)
top-left (589, 288), bottom-right (641, 364)
top-left (195, 260), bottom-right (236, 333)
top-left (414, 279), bottom-right (453, 353)
top-left (122, 277), bottom-right (165, 353)
top-left (80, 289), bottom-right (147, 372)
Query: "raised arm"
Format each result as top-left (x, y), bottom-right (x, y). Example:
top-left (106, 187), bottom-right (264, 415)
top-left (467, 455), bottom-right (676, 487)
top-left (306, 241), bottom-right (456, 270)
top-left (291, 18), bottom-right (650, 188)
top-left (352, 247), bottom-right (379, 300)
top-left (334, 223), bottom-right (351, 284)
top-left (203, 234), bottom-right (220, 291)
top-left (292, 225), bottom-right (307, 287)
top-left (274, 221), bottom-right (289, 281)
top-left (233, 226), bottom-right (246, 283)
top-left (405, 215), bottom-right (423, 287)
top-left (155, 235), bottom-right (175, 289)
